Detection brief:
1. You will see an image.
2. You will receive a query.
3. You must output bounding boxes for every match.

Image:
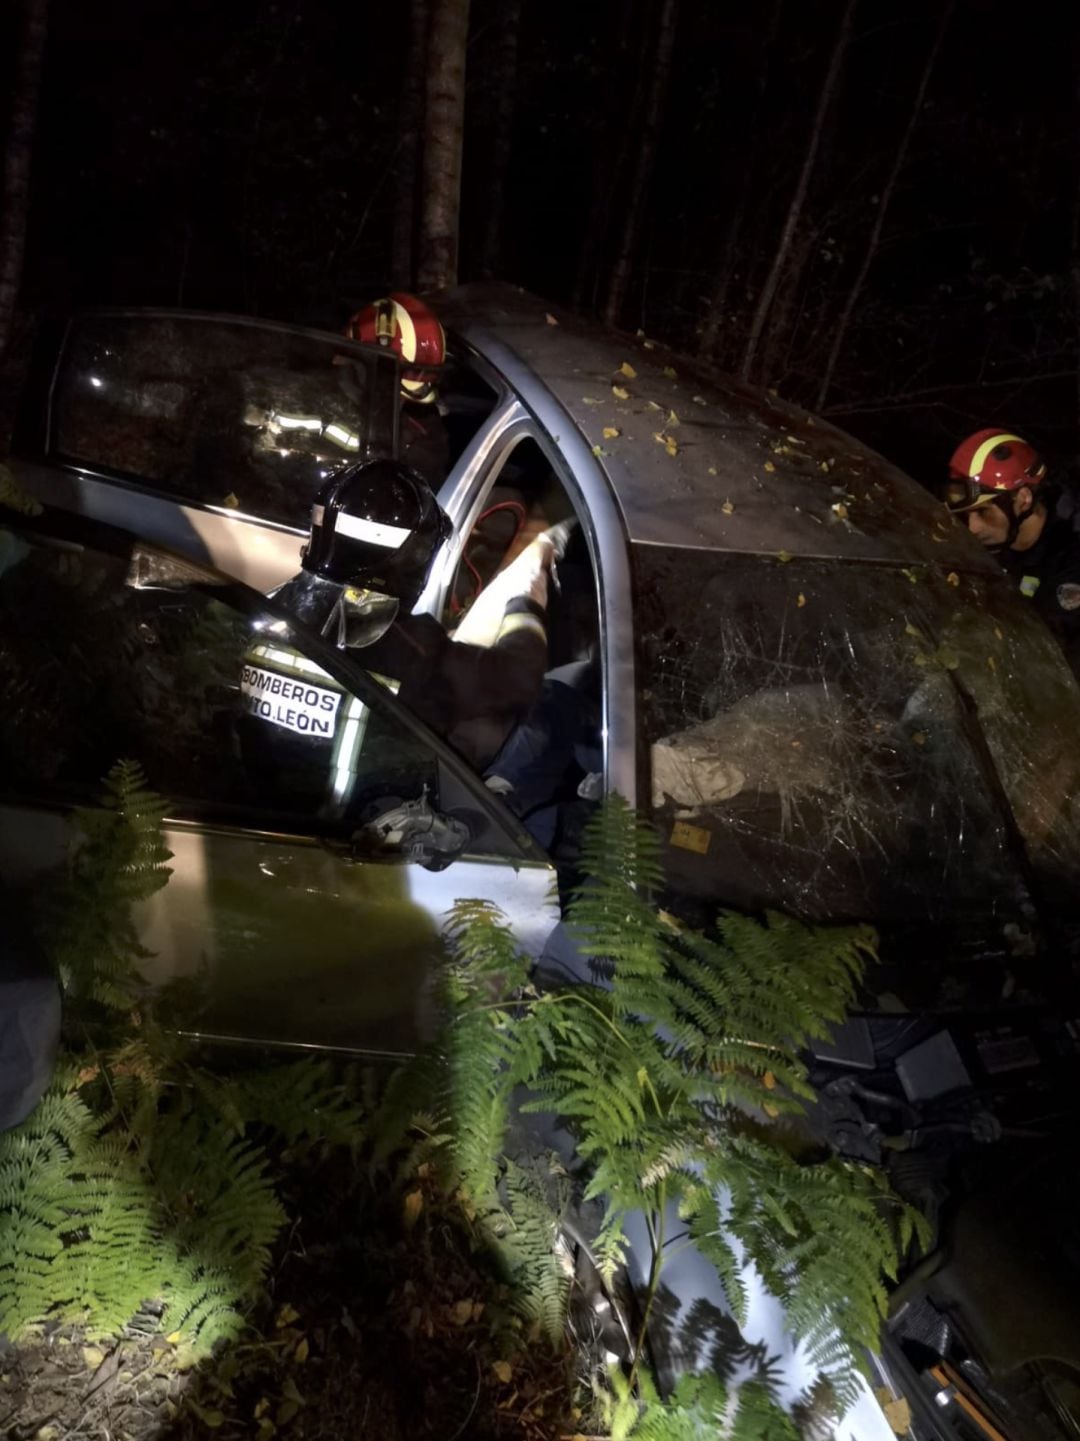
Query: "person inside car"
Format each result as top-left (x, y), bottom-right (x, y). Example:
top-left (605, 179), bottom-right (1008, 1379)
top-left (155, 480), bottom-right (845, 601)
top-left (267, 458), bottom-right (582, 838)
top-left (944, 428), bottom-right (1080, 679)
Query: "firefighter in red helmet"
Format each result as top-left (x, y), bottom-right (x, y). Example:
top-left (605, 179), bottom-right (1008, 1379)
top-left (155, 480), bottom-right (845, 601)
top-left (944, 428), bottom-right (1080, 677)
top-left (345, 293), bottom-right (450, 485)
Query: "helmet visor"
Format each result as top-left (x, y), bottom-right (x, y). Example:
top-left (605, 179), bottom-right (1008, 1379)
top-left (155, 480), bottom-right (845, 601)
top-left (323, 587), bottom-right (399, 649)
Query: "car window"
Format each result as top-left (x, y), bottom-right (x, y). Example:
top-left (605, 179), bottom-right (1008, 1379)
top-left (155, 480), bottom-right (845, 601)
top-left (0, 524), bottom-right (439, 836)
top-left (634, 546), bottom-right (1080, 928)
top-left (44, 315), bottom-right (399, 531)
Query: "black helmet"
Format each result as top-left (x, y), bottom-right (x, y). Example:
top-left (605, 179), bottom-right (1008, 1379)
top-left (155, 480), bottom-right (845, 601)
top-left (302, 458), bottom-right (451, 606)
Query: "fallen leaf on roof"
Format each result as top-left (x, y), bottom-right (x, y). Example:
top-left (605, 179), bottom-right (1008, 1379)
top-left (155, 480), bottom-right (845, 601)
top-left (223, 492), bottom-right (240, 509)
top-left (663, 365), bottom-right (678, 379)
top-left (618, 361), bottom-right (637, 379)
top-left (946, 571), bottom-right (960, 586)
top-left (721, 499), bottom-right (735, 515)
top-left (831, 502), bottom-right (848, 520)
top-left (545, 312), bottom-right (559, 325)
top-left (819, 460), bottom-right (832, 473)
top-left (602, 426), bottom-right (620, 439)
top-left (763, 461), bottom-right (776, 473)
top-left (777, 550), bottom-right (793, 563)
top-left (785, 434), bottom-right (805, 444)
top-left (612, 384), bottom-right (630, 400)
top-left (988, 655), bottom-right (997, 670)
top-left (692, 394), bottom-right (707, 405)
top-left (797, 593), bottom-right (806, 607)
top-left (708, 465), bottom-right (718, 476)
top-left (901, 567), bottom-right (918, 583)
top-left (653, 432), bottom-right (679, 456)
top-left (591, 444), bottom-right (609, 457)
top-left (581, 396), bottom-right (602, 405)
top-left (643, 338), bottom-right (656, 349)
top-left (646, 398), bottom-right (664, 411)
top-left (667, 409), bottom-right (680, 427)
top-left (994, 627), bottom-right (1004, 640)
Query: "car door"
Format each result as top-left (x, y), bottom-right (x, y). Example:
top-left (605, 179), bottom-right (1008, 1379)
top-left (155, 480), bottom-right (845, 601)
top-left (12, 312), bottom-right (401, 593)
top-left (0, 511), bottom-right (558, 1057)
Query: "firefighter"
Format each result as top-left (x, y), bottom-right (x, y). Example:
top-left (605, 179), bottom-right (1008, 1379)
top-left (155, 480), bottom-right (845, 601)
top-left (271, 457), bottom-right (563, 789)
top-left (944, 429), bottom-right (1080, 678)
top-left (344, 293), bottom-right (450, 486)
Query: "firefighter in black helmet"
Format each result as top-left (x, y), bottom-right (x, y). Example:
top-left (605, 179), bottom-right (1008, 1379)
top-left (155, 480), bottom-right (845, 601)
top-left (272, 458), bottom-right (559, 778)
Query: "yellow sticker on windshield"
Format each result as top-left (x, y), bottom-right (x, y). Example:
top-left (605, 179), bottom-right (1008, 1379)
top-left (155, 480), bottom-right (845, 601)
top-left (671, 821), bottom-right (711, 855)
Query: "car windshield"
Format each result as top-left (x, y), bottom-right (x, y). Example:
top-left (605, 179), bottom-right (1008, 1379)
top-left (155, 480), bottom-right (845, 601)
top-left (635, 547), bottom-right (1080, 931)
top-left (43, 315), bottom-right (396, 529)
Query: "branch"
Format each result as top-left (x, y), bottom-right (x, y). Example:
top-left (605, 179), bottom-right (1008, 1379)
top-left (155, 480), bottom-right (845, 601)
top-left (824, 367), bottom-right (1080, 417)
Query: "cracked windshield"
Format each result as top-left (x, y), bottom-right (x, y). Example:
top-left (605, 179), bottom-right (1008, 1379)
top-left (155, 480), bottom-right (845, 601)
top-left (637, 546), bottom-right (1080, 929)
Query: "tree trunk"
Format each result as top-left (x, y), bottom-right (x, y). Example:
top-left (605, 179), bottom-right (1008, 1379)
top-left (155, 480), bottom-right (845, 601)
top-left (602, 0), bottom-right (680, 328)
top-left (740, 0), bottom-right (855, 383)
top-left (0, 0), bottom-right (49, 363)
top-left (698, 0), bottom-right (783, 360)
top-left (417, 0), bottom-right (470, 292)
top-left (478, 0), bottom-right (522, 279)
top-left (391, 0), bottom-right (431, 290)
top-left (813, 0), bottom-right (953, 410)
top-left (571, 0), bottom-right (641, 312)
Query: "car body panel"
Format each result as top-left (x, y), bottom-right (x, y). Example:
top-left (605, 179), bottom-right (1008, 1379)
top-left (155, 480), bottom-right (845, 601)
top-left (438, 284), bottom-right (998, 572)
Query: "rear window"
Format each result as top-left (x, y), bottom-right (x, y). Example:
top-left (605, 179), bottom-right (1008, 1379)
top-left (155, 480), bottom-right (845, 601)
top-left (45, 315), bottom-right (399, 530)
top-left (634, 546), bottom-right (1080, 927)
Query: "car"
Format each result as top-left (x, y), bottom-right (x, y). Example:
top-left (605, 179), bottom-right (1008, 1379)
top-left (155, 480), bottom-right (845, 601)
top-left (6, 286), bottom-right (1080, 1439)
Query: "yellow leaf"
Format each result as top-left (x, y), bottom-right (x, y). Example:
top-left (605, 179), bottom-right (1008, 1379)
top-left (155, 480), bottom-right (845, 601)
top-left (946, 571), bottom-right (960, 586)
top-left (763, 1101), bottom-right (779, 1118)
top-left (492, 1360), bottom-right (513, 1384)
top-left (987, 655), bottom-right (997, 671)
top-left (776, 550), bottom-right (792, 564)
top-left (763, 1071), bottom-right (776, 1090)
top-left (642, 338), bottom-right (656, 349)
top-left (165, 1330), bottom-right (183, 1345)
top-left (453, 1299), bottom-right (473, 1326)
top-left (721, 500), bottom-right (735, 515)
top-left (657, 909), bottom-right (683, 931)
top-left (294, 1337), bottom-right (309, 1364)
top-left (81, 1345), bottom-right (105, 1369)
top-left (602, 426), bottom-right (621, 439)
top-left (667, 409), bottom-right (680, 426)
top-left (763, 461), bottom-right (776, 473)
top-left (403, 1189), bottom-right (423, 1229)
top-left (831, 502), bottom-right (848, 520)
top-left (254, 1398), bottom-right (271, 1420)
top-left (663, 365), bottom-right (678, 379)
top-left (994, 626), bottom-right (1004, 640)
top-left (665, 437), bottom-right (678, 457)
top-left (797, 593), bottom-right (806, 607)
top-left (708, 465), bottom-right (718, 476)
top-left (581, 395), bottom-right (601, 405)
top-left (275, 1304), bottom-right (300, 1328)
top-left (618, 361), bottom-right (637, 379)
top-left (222, 492), bottom-right (240, 509)
top-left (612, 384), bottom-right (630, 400)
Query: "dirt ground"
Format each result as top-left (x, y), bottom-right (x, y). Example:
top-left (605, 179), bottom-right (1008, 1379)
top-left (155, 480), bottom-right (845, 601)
top-left (1, 1161), bottom-right (587, 1441)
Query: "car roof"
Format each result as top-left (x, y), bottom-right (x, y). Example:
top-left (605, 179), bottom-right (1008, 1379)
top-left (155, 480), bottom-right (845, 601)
top-left (439, 283), bottom-right (996, 572)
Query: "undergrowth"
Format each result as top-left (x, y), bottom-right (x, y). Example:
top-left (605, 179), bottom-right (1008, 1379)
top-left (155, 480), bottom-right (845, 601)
top-left (370, 797), bottom-right (928, 1438)
top-left (0, 761), bottom-right (362, 1355)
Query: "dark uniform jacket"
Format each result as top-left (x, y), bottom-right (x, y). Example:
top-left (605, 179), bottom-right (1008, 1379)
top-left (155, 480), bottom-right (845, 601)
top-left (1001, 500), bottom-right (1080, 679)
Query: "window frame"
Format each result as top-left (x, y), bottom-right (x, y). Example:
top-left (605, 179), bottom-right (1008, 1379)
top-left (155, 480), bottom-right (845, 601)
top-left (0, 506), bottom-right (547, 865)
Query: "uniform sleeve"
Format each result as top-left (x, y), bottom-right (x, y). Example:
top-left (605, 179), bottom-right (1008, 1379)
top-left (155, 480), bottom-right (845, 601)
top-left (445, 596), bottom-right (548, 719)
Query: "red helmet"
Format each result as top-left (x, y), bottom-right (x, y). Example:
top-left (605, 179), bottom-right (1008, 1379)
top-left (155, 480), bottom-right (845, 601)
top-left (345, 292), bottom-right (445, 404)
top-left (945, 428), bottom-right (1046, 512)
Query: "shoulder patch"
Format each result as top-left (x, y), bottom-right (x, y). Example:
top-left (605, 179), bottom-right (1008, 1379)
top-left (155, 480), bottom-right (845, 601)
top-left (1057, 582), bottom-right (1080, 612)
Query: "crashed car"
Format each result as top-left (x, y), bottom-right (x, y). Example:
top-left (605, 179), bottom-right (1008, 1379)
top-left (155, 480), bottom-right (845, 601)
top-left (7, 286), bottom-right (1080, 1439)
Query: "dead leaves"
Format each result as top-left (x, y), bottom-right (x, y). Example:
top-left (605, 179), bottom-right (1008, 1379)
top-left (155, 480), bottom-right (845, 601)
top-left (492, 1359), bottom-right (513, 1384)
top-left (611, 384), bottom-right (630, 401)
top-left (617, 360), bottom-right (637, 379)
top-left (721, 499), bottom-right (735, 515)
top-left (653, 431), bottom-right (678, 457)
top-left (602, 426), bottom-right (620, 440)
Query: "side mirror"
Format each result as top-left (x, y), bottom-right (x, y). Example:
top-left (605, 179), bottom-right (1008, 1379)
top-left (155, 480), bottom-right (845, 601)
top-left (125, 543), bottom-right (227, 592)
top-left (354, 791), bottom-right (471, 871)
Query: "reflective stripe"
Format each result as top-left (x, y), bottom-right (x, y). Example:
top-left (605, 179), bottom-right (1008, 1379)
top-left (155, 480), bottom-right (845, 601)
top-left (332, 511), bottom-right (411, 549)
top-left (968, 432), bottom-right (1024, 481)
top-left (324, 423), bottom-right (361, 452)
top-left (394, 299), bottom-right (417, 364)
top-left (272, 412), bottom-right (322, 432)
top-left (248, 642), bottom-right (334, 681)
top-left (496, 612), bottom-right (547, 642)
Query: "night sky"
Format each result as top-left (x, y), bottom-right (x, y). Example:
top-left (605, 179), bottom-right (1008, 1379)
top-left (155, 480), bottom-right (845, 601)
top-left (6, 0), bottom-right (1079, 480)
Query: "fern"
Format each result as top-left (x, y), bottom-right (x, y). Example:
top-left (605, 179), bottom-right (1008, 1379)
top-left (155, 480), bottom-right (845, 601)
top-left (3, 761), bottom-right (362, 1354)
top-left (40, 759), bottom-right (172, 1011)
top-left (367, 796), bottom-right (923, 1433)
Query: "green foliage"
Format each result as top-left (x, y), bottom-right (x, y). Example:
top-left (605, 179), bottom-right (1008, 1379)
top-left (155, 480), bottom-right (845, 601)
top-left (371, 796), bottom-right (924, 1432)
top-left (40, 759), bottom-right (173, 1010)
top-left (0, 761), bottom-right (363, 1352)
